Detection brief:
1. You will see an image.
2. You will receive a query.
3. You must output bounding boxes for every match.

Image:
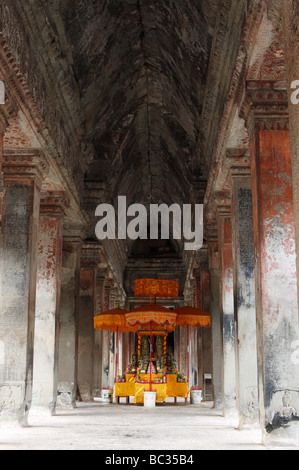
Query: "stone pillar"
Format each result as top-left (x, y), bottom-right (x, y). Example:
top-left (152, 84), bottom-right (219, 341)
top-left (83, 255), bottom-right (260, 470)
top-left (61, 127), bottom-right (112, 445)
top-left (197, 247), bottom-right (213, 394)
top-left (57, 227), bottom-right (83, 408)
top-left (282, 2), bottom-right (299, 310)
top-left (31, 191), bottom-right (69, 416)
top-left (189, 279), bottom-right (199, 389)
top-left (107, 286), bottom-right (117, 389)
top-left (0, 150), bottom-right (48, 425)
top-left (0, 121), bottom-right (5, 228)
top-left (208, 238), bottom-right (223, 409)
top-left (122, 332), bottom-right (130, 377)
top-left (228, 153), bottom-right (258, 426)
top-left (217, 205), bottom-right (237, 417)
top-left (77, 243), bottom-right (101, 401)
top-left (93, 270), bottom-right (107, 397)
top-left (115, 290), bottom-right (126, 380)
top-left (175, 326), bottom-right (188, 380)
top-left (243, 85), bottom-right (299, 445)
top-left (101, 283), bottom-right (111, 389)
top-left (193, 269), bottom-right (203, 388)
top-left (0, 128), bottom-right (3, 180)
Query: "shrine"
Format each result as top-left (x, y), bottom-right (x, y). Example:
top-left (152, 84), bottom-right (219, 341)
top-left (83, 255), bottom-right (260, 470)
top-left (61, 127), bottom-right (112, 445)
top-left (94, 279), bottom-right (210, 406)
top-left (1, 0), bottom-right (299, 450)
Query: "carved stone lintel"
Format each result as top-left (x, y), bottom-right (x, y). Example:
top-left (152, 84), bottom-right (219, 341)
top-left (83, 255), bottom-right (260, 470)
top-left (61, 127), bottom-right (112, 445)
top-left (214, 190), bottom-right (231, 221)
top-left (40, 190), bottom-right (70, 220)
top-left (226, 149), bottom-right (251, 178)
top-left (216, 204), bottom-right (231, 220)
top-left (2, 149), bottom-right (49, 188)
top-left (81, 242), bottom-right (103, 269)
top-left (240, 82), bottom-right (289, 135)
top-left (204, 220), bottom-right (218, 245)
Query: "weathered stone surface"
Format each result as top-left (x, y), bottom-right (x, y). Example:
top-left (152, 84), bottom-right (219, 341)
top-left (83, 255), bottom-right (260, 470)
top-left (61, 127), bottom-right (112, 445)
top-left (1, 0), bottom-right (299, 449)
top-left (217, 212), bottom-right (237, 418)
top-left (231, 179), bottom-right (258, 426)
top-left (0, 152), bottom-right (46, 425)
top-left (32, 192), bottom-right (69, 416)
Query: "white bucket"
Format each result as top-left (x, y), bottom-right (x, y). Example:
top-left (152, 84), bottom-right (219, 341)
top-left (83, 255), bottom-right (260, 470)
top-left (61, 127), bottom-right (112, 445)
top-left (102, 389), bottom-right (113, 404)
top-left (190, 390), bottom-right (202, 404)
top-left (144, 391), bottom-right (156, 408)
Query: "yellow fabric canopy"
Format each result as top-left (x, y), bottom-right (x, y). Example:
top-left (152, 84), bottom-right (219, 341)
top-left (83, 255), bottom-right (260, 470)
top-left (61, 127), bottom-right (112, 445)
top-left (94, 307), bottom-right (134, 332)
top-left (174, 306), bottom-right (211, 328)
top-left (94, 305), bottom-right (210, 332)
top-left (125, 304), bottom-right (177, 332)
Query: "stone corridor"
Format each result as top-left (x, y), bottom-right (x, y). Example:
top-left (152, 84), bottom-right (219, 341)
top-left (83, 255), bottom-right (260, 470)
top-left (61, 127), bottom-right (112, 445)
top-left (1, 0), bottom-right (299, 451)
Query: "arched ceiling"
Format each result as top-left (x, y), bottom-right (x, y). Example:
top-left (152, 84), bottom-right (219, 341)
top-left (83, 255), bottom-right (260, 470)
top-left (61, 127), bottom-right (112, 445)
top-left (5, 0), bottom-right (249, 276)
top-left (58, 0), bottom-right (218, 207)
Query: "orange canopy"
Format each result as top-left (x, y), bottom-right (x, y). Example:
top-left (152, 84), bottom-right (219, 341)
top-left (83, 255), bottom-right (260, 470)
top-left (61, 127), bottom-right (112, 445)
top-left (94, 307), bottom-right (134, 333)
top-left (173, 306), bottom-right (211, 328)
top-left (125, 304), bottom-right (177, 332)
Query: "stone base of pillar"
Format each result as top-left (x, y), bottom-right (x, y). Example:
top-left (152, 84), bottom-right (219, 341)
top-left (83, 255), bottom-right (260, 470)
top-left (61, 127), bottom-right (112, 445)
top-left (0, 383), bottom-right (30, 427)
top-left (31, 386), bottom-right (56, 417)
top-left (238, 413), bottom-right (260, 431)
top-left (78, 382), bottom-right (93, 402)
top-left (263, 422), bottom-right (299, 449)
top-left (223, 395), bottom-right (238, 419)
top-left (56, 381), bottom-right (77, 408)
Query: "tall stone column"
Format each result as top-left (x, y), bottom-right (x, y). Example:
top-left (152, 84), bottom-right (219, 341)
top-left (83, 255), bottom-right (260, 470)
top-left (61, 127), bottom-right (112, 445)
top-left (0, 127), bottom-right (3, 180)
top-left (282, 2), bottom-right (299, 309)
top-left (101, 283), bottom-right (111, 389)
top-left (107, 285), bottom-right (117, 389)
top-left (31, 191), bottom-right (69, 416)
top-left (77, 243), bottom-right (101, 401)
top-left (57, 228), bottom-right (83, 408)
top-left (189, 279), bottom-right (200, 389)
top-left (0, 120), bottom-right (6, 228)
top-left (242, 86), bottom-right (299, 445)
top-left (193, 270), bottom-right (203, 388)
top-left (217, 205), bottom-right (237, 417)
top-left (208, 237), bottom-right (223, 409)
top-left (175, 325), bottom-right (188, 381)
top-left (0, 150), bottom-right (48, 425)
top-left (197, 247), bottom-right (213, 394)
top-left (93, 269), bottom-right (107, 397)
top-left (228, 153), bottom-right (258, 427)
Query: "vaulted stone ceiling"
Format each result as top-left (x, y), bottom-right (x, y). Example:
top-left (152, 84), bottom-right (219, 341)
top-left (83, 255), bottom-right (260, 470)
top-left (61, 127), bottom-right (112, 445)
top-left (6, 0), bottom-right (249, 275)
top-left (10, 0), bottom-right (248, 212)
top-left (59, 0), bottom-right (218, 208)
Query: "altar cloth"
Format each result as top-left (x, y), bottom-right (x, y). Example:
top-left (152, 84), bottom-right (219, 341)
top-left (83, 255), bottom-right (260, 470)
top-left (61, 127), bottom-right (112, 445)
top-left (114, 373), bottom-right (188, 403)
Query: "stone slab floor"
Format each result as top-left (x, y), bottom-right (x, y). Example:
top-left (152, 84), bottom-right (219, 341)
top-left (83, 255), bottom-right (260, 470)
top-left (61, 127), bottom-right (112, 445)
top-left (0, 401), bottom-right (298, 451)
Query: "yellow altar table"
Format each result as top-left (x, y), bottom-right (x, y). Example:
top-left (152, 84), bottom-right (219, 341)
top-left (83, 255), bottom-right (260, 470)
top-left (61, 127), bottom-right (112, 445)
top-left (134, 382), bottom-right (167, 404)
top-left (134, 374), bottom-right (166, 404)
top-left (166, 374), bottom-right (189, 399)
top-left (115, 373), bottom-right (189, 404)
top-left (114, 374), bottom-right (136, 402)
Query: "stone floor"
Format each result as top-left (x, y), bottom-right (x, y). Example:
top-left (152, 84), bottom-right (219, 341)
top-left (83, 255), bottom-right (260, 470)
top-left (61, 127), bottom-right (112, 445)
top-left (0, 400), bottom-right (297, 451)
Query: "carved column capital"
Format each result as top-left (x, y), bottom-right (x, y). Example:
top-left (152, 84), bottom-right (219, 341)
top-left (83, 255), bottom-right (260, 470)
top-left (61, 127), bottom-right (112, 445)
top-left (214, 191), bottom-right (231, 221)
top-left (240, 82), bottom-right (289, 135)
top-left (81, 242), bottom-right (103, 269)
top-left (40, 190), bottom-right (70, 220)
top-left (2, 149), bottom-right (49, 188)
top-left (226, 149), bottom-right (251, 177)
